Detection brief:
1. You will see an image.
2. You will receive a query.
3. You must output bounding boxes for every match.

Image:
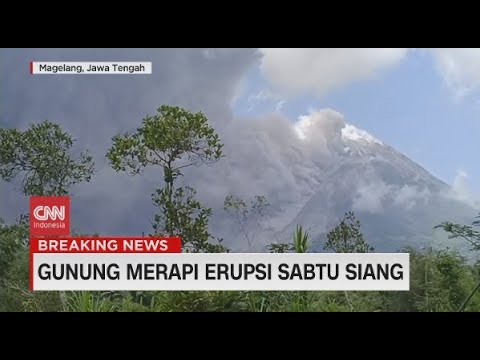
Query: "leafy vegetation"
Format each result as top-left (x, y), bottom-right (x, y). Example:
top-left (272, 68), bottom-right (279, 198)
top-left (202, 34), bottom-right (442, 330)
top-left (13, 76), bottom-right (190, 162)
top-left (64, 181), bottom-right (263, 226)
top-left (1, 108), bottom-right (480, 312)
top-left (224, 194), bottom-right (269, 249)
top-left (106, 105), bottom-right (225, 253)
top-left (0, 120), bottom-right (94, 196)
top-left (324, 211), bottom-right (374, 253)
top-left (436, 214), bottom-right (480, 251)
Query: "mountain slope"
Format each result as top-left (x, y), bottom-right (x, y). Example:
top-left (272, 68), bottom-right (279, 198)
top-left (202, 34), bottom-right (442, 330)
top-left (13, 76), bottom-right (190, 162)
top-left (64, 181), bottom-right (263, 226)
top-left (206, 110), bottom-right (478, 256)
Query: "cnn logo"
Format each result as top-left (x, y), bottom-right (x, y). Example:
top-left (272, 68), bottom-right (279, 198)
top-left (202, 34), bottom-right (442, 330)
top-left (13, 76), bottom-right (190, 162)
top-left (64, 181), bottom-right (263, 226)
top-left (33, 205), bottom-right (65, 221)
top-left (30, 196), bottom-right (70, 236)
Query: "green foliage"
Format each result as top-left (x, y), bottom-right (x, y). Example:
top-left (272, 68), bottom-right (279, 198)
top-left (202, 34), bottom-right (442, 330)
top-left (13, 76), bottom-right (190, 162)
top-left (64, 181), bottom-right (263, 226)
top-left (435, 213), bottom-right (480, 251)
top-left (151, 186), bottom-right (227, 252)
top-left (150, 291), bottom-right (240, 312)
top-left (0, 121), bottom-right (94, 195)
top-left (0, 241), bottom-right (63, 312)
top-left (2, 217), bottom-right (480, 312)
top-left (0, 217), bottom-right (28, 281)
top-left (435, 213), bottom-right (480, 311)
top-left (240, 291), bottom-right (313, 312)
top-left (268, 243), bottom-right (294, 253)
top-left (66, 291), bottom-right (116, 312)
top-left (324, 211), bottom-right (374, 253)
top-left (224, 194), bottom-right (270, 248)
top-left (107, 106), bottom-right (224, 253)
top-left (267, 224), bottom-right (307, 254)
top-left (113, 293), bottom-right (156, 312)
top-left (152, 186), bottom-right (209, 243)
top-left (106, 105), bottom-right (223, 176)
top-left (267, 225), bottom-right (309, 255)
top-left (386, 248), bottom-right (480, 312)
top-left (0, 121), bottom-right (95, 311)
top-left (293, 225), bottom-right (309, 253)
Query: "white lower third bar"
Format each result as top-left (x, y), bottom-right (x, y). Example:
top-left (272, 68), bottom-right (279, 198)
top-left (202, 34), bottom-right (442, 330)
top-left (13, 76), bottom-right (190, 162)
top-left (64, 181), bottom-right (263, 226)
top-left (32, 253), bottom-right (410, 291)
top-left (30, 62), bottom-right (152, 75)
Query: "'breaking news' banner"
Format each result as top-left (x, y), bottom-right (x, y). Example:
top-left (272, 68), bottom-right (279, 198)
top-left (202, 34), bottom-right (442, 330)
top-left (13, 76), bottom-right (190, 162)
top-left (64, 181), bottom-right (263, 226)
top-left (29, 237), bottom-right (182, 290)
top-left (30, 238), bottom-right (409, 291)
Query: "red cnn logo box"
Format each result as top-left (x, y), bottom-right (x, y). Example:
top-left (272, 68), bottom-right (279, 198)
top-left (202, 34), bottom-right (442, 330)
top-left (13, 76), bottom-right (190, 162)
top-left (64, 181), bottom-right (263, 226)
top-left (30, 196), bottom-right (70, 236)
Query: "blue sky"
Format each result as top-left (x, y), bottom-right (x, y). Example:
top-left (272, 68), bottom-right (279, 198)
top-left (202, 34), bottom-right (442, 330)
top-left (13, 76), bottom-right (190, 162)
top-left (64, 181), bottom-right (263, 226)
top-left (232, 49), bottom-right (480, 196)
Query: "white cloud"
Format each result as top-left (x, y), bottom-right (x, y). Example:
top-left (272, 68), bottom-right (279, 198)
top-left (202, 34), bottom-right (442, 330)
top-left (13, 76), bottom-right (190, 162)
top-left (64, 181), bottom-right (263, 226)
top-left (452, 169), bottom-right (472, 202)
top-left (258, 48), bottom-right (408, 96)
top-left (294, 109), bottom-right (345, 141)
top-left (453, 169), bottom-right (469, 194)
top-left (257, 48), bottom-right (480, 101)
top-left (293, 109), bottom-right (346, 160)
top-left (393, 185), bottom-right (430, 210)
top-left (430, 48), bottom-right (480, 100)
top-left (447, 169), bottom-right (480, 209)
top-left (353, 181), bottom-right (392, 214)
top-left (353, 182), bottom-right (432, 214)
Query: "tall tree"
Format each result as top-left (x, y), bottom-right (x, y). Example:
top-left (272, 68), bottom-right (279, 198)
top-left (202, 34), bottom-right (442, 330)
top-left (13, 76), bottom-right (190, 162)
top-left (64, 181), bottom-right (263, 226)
top-left (0, 217), bottom-right (28, 283)
top-left (436, 214), bottom-right (480, 311)
top-left (436, 213), bottom-right (480, 251)
top-left (106, 105), bottom-right (224, 252)
top-left (0, 121), bottom-right (95, 196)
top-left (324, 211), bottom-right (374, 253)
top-left (224, 194), bottom-right (269, 249)
top-left (0, 121), bottom-right (95, 311)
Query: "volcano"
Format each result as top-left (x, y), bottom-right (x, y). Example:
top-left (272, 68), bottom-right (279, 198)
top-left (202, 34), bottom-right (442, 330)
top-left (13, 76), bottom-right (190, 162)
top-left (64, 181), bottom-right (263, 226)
top-left (204, 109), bottom-right (478, 256)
